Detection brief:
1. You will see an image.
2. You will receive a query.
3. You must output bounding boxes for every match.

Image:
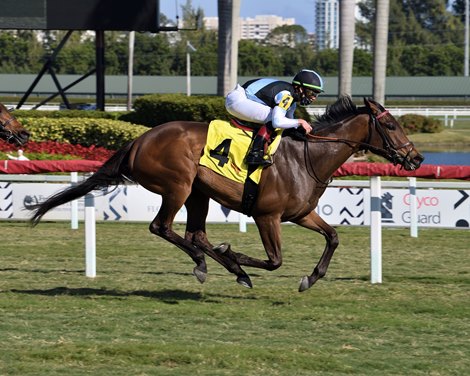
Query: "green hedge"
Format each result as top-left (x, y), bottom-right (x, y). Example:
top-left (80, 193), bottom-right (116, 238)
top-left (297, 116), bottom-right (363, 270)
top-left (398, 114), bottom-right (444, 134)
top-left (14, 109), bottom-right (126, 120)
top-left (120, 94), bottom-right (230, 127)
top-left (13, 95), bottom-right (311, 149)
top-left (18, 117), bottom-right (148, 149)
top-left (121, 94), bottom-right (312, 127)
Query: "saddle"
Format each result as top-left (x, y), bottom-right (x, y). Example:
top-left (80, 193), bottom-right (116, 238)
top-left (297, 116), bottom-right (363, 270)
top-left (230, 118), bottom-right (277, 144)
top-left (199, 119), bottom-right (283, 215)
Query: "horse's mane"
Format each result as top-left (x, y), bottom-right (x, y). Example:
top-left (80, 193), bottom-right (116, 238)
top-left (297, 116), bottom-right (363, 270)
top-left (283, 95), bottom-right (368, 140)
top-left (312, 95), bottom-right (363, 132)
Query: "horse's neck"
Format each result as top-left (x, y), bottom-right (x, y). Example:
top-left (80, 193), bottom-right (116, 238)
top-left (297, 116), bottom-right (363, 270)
top-left (286, 115), bottom-right (370, 183)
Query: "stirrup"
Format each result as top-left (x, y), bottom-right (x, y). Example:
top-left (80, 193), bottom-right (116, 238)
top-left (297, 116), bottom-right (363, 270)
top-left (246, 152), bottom-right (272, 167)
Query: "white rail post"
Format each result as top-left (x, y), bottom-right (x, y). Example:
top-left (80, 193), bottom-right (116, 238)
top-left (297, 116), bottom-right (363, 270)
top-left (84, 193), bottom-right (96, 278)
top-left (370, 176), bottom-right (382, 284)
top-left (70, 172), bottom-right (78, 229)
top-left (409, 177), bottom-right (418, 238)
top-left (239, 213), bottom-right (247, 232)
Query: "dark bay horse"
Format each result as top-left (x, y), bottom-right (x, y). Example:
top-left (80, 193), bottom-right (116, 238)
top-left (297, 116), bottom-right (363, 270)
top-left (31, 96), bottom-right (423, 292)
top-left (0, 102), bottom-right (30, 145)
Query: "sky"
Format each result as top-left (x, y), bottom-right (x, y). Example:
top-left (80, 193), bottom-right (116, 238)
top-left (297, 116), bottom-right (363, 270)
top-left (160, 0), bottom-right (316, 33)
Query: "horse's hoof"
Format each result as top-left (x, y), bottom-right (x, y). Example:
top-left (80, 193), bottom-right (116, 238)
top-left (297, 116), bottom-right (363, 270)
top-left (193, 267), bottom-right (207, 284)
top-left (237, 275), bottom-right (253, 289)
top-left (213, 242), bottom-right (230, 254)
top-left (298, 276), bottom-right (311, 292)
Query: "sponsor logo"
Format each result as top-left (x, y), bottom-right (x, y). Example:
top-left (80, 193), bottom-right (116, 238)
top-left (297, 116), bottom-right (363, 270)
top-left (403, 194), bottom-right (439, 209)
top-left (402, 211), bottom-right (441, 224)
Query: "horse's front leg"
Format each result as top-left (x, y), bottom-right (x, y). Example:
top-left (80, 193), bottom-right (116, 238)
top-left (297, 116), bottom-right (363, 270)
top-left (185, 190), bottom-right (253, 288)
top-left (294, 210), bottom-right (339, 292)
top-left (218, 215), bottom-right (283, 272)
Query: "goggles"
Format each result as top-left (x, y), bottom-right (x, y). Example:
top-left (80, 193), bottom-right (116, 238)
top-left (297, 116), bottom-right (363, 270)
top-left (305, 88), bottom-right (321, 99)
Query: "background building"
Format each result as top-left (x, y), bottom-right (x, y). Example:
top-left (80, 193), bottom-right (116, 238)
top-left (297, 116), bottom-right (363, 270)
top-left (315, 0), bottom-right (339, 50)
top-left (204, 15), bottom-right (295, 40)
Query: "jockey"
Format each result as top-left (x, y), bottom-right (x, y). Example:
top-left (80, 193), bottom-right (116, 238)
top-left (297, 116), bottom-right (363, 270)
top-left (225, 69), bottom-right (324, 166)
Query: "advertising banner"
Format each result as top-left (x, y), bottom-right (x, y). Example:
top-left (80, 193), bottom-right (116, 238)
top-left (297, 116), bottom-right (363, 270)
top-left (1, 182), bottom-right (469, 229)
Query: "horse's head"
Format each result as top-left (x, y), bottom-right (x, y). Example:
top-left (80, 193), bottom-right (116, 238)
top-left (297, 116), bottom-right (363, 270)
top-left (0, 103), bottom-right (30, 146)
top-left (363, 98), bottom-right (424, 171)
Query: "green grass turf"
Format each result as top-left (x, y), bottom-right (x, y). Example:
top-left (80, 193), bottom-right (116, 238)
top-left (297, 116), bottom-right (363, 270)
top-left (0, 222), bottom-right (469, 375)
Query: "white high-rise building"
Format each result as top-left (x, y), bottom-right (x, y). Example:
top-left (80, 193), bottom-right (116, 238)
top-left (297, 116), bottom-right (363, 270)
top-left (204, 15), bottom-right (295, 40)
top-left (315, 0), bottom-right (339, 50)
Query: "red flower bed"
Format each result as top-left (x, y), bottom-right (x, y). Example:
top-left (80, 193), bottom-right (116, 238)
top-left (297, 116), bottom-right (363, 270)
top-left (0, 140), bottom-right (114, 161)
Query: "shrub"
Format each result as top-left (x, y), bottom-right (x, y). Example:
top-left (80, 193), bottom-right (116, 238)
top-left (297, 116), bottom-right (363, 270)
top-left (124, 93), bottom-right (312, 127)
top-left (422, 116), bottom-right (444, 133)
top-left (14, 109), bottom-right (126, 120)
top-left (17, 117), bottom-right (148, 149)
top-left (122, 94), bottom-right (229, 127)
top-left (398, 114), bottom-right (443, 134)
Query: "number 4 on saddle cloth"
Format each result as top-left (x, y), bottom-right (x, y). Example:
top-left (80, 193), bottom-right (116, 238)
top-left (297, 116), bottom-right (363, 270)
top-left (199, 119), bottom-right (283, 215)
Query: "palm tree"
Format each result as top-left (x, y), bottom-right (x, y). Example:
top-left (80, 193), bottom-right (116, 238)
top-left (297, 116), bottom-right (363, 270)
top-left (217, 0), bottom-right (241, 96)
top-left (339, 0), bottom-right (356, 96)
top-left (373, 0), bottom-right (390, 104)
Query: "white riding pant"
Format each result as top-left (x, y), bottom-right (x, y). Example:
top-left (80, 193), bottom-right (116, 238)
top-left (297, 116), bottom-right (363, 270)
top-left (225, 84), bottom-right (272, 124)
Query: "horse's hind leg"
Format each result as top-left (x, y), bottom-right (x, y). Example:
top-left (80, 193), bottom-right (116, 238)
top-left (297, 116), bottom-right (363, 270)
top-left (294, 210), bottom-right (339, 292)
top-left (184, 191), bottom-right (253, 288)
top-left (216, 215), bottom-right (284, 271)
top-left (149, 194), bottom-right (208, 283)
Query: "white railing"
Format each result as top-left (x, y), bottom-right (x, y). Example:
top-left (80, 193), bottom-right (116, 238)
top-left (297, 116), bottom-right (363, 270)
top-left (12, 104), bottom-right (128, 112)
top-left (307, 106), bottom-right (470, 127)
top-left (3, 174), bottom-right (469, 282)
top-left (11, 103), bottom-right (470, 123)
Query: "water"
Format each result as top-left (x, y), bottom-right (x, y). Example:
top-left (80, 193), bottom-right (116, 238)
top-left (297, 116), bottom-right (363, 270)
top-left (422, 152), bottom-right (470, 166)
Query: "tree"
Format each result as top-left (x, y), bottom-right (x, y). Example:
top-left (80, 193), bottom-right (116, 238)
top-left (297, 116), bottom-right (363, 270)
top-left (357, 0), bottom-right (465, 75)
top-left (174, 1), bottom-right (218, 76)
top-left (353, 49), bottom-right (373, 75)
top-left (264, 25), bottom-right (311, 48)
top-left (373, 0), bottom-right (390, 103)
top-left (217, 0), bottom-right (240, 96)
top-left (315, 48), bottom-right (339, 75)
top-left (452, 0), bottom-right (467, 21)
top-left (132, 33), bottom-right (173, 75)
top-left (238, 40), bottom-right (283, 76)
top-left (339, 0), bottom-right (356, 96)
top-left (0, 31), bottom-right (43, 73)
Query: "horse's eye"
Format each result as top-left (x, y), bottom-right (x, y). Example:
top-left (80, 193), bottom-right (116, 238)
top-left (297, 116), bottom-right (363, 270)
top-left (384, 122), bottom-right (396, 131)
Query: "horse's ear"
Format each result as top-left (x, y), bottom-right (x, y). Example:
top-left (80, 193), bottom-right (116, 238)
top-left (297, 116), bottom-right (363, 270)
top-left (363, 97), bottom-right (382, 115)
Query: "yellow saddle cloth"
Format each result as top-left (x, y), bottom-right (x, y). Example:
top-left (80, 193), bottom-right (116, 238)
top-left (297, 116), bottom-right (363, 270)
top-left (199, 120), bottom-right (283, 184)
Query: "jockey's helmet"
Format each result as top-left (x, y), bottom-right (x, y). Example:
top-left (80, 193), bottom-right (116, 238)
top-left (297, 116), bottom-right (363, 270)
top-left (292, 69), bottom-right (324, 106)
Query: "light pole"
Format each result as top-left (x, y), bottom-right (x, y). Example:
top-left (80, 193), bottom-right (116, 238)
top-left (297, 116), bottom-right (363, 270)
top-left (127, 31), bottom-right (135, 111)
top-left (465, 0), bottom-right (469, 76)
top-left (186, 41), bottom-right (197, 96)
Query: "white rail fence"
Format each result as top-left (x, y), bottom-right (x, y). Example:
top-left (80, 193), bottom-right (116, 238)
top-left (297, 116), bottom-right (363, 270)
top-left (2, 174), bottom-right (469, 281)
top-left (11, 104), bottom-right (470, 127)
top-left (307, 106), bottom-right (470, 127)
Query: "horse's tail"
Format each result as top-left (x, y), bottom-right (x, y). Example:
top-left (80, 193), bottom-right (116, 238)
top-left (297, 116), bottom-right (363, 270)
top-left (30, 140), bottom-right (135, 226)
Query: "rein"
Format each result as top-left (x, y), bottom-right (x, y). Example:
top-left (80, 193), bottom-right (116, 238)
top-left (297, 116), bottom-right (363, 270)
top-left (305, 112), bottom-right (411, 158)
top-left (302, 110), bottom-right (413, 182)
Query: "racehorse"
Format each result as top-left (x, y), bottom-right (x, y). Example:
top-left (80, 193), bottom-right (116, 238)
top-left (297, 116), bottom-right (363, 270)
top-left (0, 103), bottom-right (30, 145)
top-left (30, 96), bottom-right (423, 292)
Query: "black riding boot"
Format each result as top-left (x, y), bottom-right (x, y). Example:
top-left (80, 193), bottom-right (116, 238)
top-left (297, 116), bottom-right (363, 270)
top-left (246, 133), bottom-right (272, 167)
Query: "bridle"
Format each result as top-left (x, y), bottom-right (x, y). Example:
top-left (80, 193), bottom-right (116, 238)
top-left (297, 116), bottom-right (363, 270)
top-left (306, 109), bottom-right (414, 162)
top-left (369, 110), bottom-right (415, 165)
top-left (0, 109), bottom-right (20, 143)
top-left (302, 109), bottom-right (415, 183)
